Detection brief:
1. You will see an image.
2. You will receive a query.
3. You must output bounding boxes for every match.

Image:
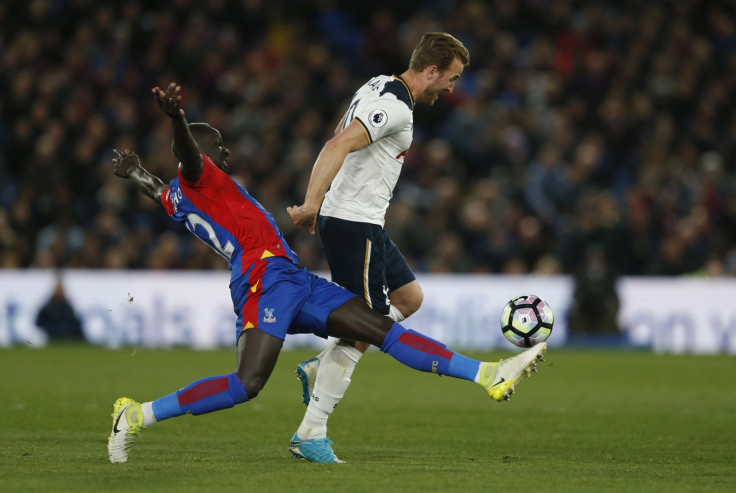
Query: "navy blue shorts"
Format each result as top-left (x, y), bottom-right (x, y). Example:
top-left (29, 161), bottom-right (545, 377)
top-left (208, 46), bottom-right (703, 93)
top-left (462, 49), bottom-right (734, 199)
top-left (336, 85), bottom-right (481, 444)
top-left (231, 257), bottom-right (356, 342)
top-left (317, 214), bottom-right (416, 315)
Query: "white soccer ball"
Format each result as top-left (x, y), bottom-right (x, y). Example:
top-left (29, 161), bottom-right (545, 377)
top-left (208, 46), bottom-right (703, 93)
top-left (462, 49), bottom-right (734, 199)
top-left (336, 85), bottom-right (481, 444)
top-left (500, 295), bottom-right (554, 348)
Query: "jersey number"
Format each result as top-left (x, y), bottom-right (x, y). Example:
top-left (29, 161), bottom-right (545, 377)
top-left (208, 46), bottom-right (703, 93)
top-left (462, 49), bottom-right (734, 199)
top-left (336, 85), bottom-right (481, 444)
top-left (186, 213), bottom-right (235, 260)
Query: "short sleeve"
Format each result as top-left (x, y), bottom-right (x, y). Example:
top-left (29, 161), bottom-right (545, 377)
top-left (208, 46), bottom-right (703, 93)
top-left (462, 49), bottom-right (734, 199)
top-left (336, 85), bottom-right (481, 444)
top-left (353, 98), bottom-right (412, 143)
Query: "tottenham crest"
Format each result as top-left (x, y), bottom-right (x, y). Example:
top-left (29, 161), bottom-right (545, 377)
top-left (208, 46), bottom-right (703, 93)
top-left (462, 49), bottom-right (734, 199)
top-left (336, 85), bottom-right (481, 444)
top-left (263, 308), bottom-right (276, 323)
top-left (368, 109), bottom-right (388, 128)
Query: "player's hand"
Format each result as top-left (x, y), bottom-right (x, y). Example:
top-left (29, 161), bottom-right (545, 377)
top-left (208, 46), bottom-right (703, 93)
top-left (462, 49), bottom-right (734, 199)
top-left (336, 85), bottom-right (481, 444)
top-left (152, 82), bottom-right (185, 120)
top-left (112, 149), bottom-right (141, 178)
top-left (286, 204), bottom-right (318, 235)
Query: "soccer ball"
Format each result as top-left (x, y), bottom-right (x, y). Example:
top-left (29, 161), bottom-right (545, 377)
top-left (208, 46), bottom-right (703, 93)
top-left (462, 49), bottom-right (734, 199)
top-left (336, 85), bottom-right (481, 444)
top-left (500, 295), bottom-right (554, 348)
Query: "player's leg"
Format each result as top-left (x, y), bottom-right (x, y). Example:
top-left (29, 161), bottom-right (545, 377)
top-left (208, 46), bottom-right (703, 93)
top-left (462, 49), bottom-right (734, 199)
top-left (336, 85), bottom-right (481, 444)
top-left (289, 266), bottom-right (363, 463)
top-left (289, 276), bottom-right (546, 462)
top-left (384, 233), bottom-right (423, 321)
top-left (386, 280), bottom-right (422, 321)
top-left (293, 338), bottom-right (362, 446)
top-left (294, 339), bottom-right (335, 404)
top-left (108, 371), bottom-right (249, 464)
top-left (302, 238), bottom-right (420, 412)
top-left (326, 298), bottom-right (547, 401)
top-left (312, 276), bottom-right (424, 392)
top-left (289, 337), bottom-right (359, 463)
top-left (136, 328), bottom-right (279, 422)
top-left (292, 224), bottom-right (423, 462)
top-left (294, 217), bottom-right (383, 426)
top-left (294, 239), bottom-right (420, 443)
top-left (109, 264), bottom-right (290, 463)
top-left (235, 327), bottom-right (283, 399)
top-left (108, 329), bottom-right (281, 463)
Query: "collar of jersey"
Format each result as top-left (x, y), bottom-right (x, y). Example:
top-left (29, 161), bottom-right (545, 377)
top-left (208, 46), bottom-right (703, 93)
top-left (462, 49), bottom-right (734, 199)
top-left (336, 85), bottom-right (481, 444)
top-left (392, 75), bottom-right (415, 110)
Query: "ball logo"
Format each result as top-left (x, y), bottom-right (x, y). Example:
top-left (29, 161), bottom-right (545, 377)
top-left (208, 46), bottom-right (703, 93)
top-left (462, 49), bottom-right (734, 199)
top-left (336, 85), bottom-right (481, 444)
top-left (368, 109), bottom-right (388, 128)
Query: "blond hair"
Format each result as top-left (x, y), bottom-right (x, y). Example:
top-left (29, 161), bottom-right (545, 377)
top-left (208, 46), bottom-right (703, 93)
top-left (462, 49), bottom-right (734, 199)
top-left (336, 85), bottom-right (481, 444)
top-left (409, 32), bottom-right (470, 72)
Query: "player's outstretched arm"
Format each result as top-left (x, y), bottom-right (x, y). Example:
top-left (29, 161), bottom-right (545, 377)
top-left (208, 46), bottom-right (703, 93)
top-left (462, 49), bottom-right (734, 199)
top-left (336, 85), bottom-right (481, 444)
top-left (287, 120), bottom-right (369, 234)
top-left (152, 82), bottom-right (203, 182)
top-left (112, 149), bottom-right (167, 203)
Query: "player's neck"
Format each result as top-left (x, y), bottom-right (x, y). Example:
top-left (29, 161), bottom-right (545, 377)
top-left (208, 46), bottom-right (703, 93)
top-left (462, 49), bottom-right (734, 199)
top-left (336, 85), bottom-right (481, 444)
top-left (398, 70), bottom-right (422, 103)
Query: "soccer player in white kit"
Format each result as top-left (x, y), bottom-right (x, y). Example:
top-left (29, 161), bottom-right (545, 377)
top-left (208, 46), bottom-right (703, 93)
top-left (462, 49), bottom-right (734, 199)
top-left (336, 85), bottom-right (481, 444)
top-left (287, 32), bottom-right (470, 463)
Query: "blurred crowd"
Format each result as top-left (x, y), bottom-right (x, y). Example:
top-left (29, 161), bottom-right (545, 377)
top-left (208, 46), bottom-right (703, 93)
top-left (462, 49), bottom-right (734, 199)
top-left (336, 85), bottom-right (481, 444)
top-left (2, 0), bottom-right (736, 278)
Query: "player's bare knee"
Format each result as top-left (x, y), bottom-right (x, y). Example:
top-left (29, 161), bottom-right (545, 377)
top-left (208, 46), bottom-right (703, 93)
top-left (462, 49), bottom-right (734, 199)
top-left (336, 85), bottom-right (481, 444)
top-left (402, 293), bottom-right (423, 317)
top-left (392, 282), bottom-right (424, 318)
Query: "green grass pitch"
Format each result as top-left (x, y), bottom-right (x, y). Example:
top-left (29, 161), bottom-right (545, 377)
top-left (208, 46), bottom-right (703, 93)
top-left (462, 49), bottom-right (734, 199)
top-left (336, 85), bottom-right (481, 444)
top-left (1, 344), bottom-right (734, 492)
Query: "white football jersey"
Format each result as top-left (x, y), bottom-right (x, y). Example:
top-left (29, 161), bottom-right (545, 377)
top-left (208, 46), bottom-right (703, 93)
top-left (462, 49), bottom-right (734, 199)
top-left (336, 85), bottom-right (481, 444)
top-left (320, 75), bottom-right (414, 227)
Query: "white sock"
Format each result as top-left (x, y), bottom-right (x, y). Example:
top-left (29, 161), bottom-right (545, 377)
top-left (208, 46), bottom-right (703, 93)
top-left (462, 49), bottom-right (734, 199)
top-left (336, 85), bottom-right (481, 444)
top-left (296, 341), bottom-right (362, 439)
top-left (315, 339), bottom-right (338, 362)
top-left (388, 304), bottom-right (406, 322)
top-left (140, 401), bottom-right (157, 427)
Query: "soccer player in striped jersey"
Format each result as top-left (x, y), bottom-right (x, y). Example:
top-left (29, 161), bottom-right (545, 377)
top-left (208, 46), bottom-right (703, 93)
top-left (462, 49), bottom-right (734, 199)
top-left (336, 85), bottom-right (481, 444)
top-left (107, 82), bottom-right (547, 464)
top-left (286, 33), bottom-right (470, 461)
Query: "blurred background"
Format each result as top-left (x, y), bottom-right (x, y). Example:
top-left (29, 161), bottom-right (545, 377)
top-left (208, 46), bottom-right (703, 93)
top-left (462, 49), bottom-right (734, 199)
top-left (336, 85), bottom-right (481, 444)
top-left (1, 0), bottom-right (736, 349)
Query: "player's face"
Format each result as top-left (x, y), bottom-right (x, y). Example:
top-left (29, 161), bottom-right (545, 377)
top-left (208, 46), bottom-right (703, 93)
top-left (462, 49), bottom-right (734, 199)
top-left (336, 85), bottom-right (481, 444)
top-left (422, 58), bottom-right (465, 105)
top-left (198, 129), bottom-right (230, 171)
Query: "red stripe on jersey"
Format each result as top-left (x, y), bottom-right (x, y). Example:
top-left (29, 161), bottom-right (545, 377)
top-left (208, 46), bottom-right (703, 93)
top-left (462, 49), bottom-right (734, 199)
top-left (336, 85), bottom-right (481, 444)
top-left (161, 189), bottom-right (174, 215)
top-left (179, 155), bottom-right (290, 273)
top-left (241, 260), bottom-right (268, 332)
top-left (398, 332), bottom-right (454, 360)
top-left (177, 376), bottom-right (229, 406)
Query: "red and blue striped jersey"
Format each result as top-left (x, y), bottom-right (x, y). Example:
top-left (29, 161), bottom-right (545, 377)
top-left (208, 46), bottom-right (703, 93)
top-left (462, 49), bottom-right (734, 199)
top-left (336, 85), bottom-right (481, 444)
top-left (160, 154), bottom-right (299, 277)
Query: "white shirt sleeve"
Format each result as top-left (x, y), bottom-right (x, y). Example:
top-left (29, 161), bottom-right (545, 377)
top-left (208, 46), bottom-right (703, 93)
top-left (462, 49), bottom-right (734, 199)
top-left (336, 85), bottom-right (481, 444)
top-left (354, 97), bottom-right (412, 144)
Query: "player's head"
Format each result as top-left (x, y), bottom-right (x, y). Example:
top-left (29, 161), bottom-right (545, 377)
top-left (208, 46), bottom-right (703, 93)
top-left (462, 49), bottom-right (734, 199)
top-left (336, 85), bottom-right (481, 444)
top-left (408, 32), bottom-right (470, 105)
top-left (174, 123), bottom-right (230, 171)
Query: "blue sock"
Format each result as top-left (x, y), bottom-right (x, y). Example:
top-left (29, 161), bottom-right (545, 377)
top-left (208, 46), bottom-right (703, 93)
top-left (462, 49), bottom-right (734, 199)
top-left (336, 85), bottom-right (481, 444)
top-left (151, 372), bottom-right (249, 421)
top-left (380, 323), bottom-right (481, 382)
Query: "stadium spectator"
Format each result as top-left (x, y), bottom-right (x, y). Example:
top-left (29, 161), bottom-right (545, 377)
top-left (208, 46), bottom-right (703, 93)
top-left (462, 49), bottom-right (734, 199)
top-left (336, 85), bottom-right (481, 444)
top-left (35, 274), bottom-right (84, 341)
top-left (568, 244), bottom-right (620, 335)
top-left (0, 0), bottom-right (734, 279)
